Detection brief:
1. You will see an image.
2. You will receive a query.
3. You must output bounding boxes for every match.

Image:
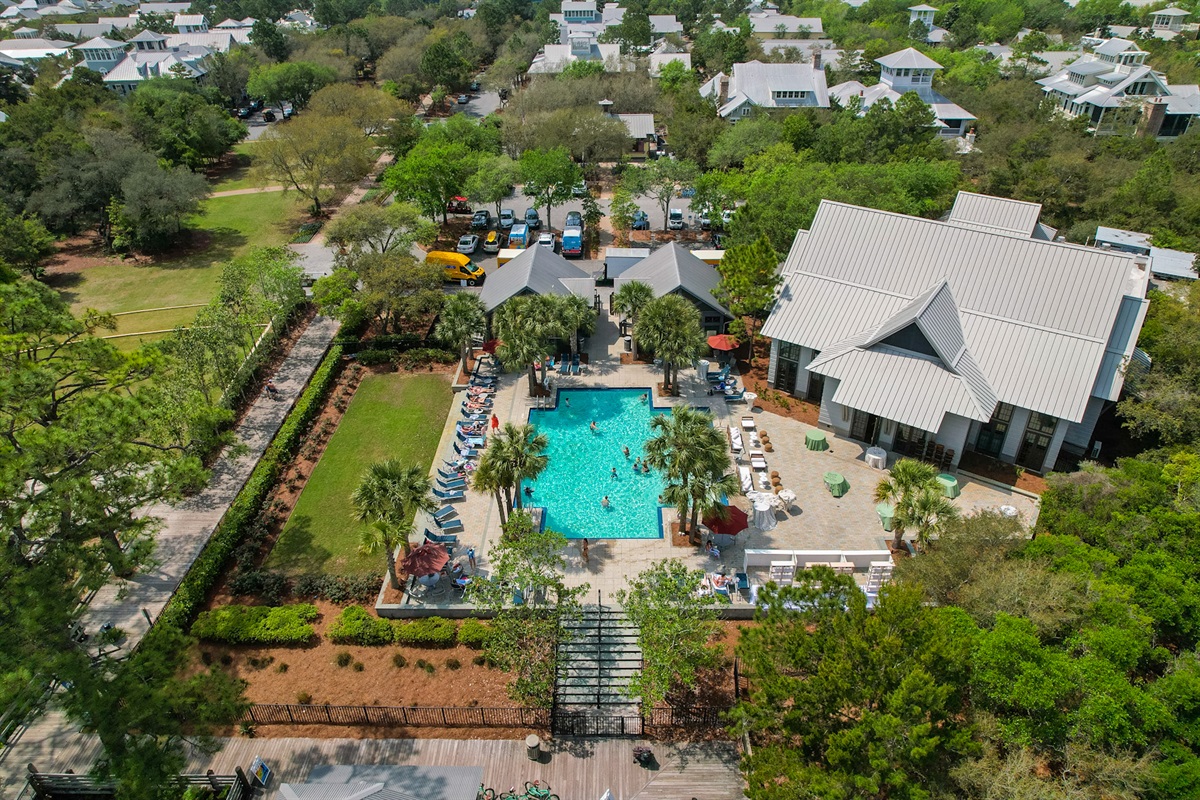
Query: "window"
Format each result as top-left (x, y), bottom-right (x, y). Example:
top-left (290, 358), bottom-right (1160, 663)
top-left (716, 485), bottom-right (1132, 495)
top-left (771, 90), bottom-right (808, 100)
top-left (740, 107), bottom-right (751, 117)
top-left (775, 342), bottom-right (802, 393)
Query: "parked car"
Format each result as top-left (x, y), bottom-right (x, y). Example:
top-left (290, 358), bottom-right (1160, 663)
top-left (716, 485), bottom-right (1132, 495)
top-left (524, 208), bottom-right (541, 229)
top-left (446, 196), bottom-right (472, 215)
top-left (561, 227), bottom-right (582, 258)
top-left (282, 107), bottom-right (295, 120)
top-left (249, 99), bottom-right (263, 111)
top-left (457, 94), bottom-right (469, 104)
top-left (537, 232), bottom-right (556, 250)
top-left (698, 211), bottom-right (711, 230)
top-left (564, 210), bottom-right (582, 229)
top-left (471, 210), bottom-right (491, 229)
top-left (668, 208), bottom-right (685, 230)
top-left (456, 234), bottom-right (480, 254)
top-left (236, 106), bottom-right (253, 119)
top-left (722, 208), bottom-right (735, 227)
top-left (572, 181), bottom-right (587, 197)
top-left (508, 223), bottom-right (530, 248)
top-left (262, 110), bottom-right (276, 122)
top-left (482, 230), bottom-right (501, 253)
top-left (499, 208), bottom-right (516, 229)
top-left (678, 187), bottom-right (696, 198)
top-left (632, 210), bottom-right (650, 230)
top-left (469, 80), bottom-right (481, 91)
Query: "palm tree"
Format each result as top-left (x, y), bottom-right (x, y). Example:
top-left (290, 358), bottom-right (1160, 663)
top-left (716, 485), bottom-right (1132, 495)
top-left (494, 295), bottom-right (560, 396)
top-left (435, 293), bottom-right (487, 375)
top-left (492, 422), bottom-right (549, 511)
top-left (551, 294), bottom-right (596, 355)
top-left (351, 459), bottom-right (437, 589)
top-left (471, 452), bottom-right (508, 526)
top-left (612, 280), bottom-right (654, 360)
top-left (635, 294), bottom-right (705, 395)
top-left (688, 467), bottom-right (741, 545)
top-left (896, 486), bottom-right (960, 551)
top-left (873, 458), bottom-right (947, 551)
top-left (645, 406), bottom-right (728, 541)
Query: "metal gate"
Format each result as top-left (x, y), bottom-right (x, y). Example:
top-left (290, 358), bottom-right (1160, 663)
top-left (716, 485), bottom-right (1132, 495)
top-left (551, 711), bottom-right (644, 737)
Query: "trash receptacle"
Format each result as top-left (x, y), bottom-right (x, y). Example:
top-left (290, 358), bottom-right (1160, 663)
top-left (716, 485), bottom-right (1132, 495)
top-left (526, 734), bottom-right (541, 761)
top-left (624, 335), bottom-right (632, 352)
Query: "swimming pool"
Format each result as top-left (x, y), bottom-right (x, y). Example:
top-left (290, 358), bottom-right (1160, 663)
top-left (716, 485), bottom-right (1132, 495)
top-left (526, 388), bottom-right (670, 540)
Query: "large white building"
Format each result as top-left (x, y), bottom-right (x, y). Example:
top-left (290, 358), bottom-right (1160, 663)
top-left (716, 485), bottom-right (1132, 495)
top-left (700, 59), bottom-right (830, 119)
top-left (1036, 37), bottom-right (1200, 137)
top-left (761, 191), bottom-right (1150, 474)
top-left (829, 47), bottom-right (975, 137)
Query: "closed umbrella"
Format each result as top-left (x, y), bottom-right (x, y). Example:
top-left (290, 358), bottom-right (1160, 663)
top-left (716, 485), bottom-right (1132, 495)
top-left (402, 542), bottom-right (449, 576)
top-left (752, 499), bottom-right (777, 532)
top-left (703, 504), bottom-right (749, 535)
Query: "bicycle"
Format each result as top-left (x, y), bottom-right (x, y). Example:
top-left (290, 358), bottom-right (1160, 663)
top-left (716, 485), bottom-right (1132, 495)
top-left (477, 785), bottom-right (496, 800)
top-left (525, 780), bottom-right (559, 800)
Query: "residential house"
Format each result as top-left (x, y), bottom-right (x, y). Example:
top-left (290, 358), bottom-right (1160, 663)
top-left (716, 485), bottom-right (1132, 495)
top-left (528, 34), bottom-right (625, 74)
top-left (52, 21), bottom-right (123, 37)
top-left (96, 14), bottom-right (138, 29)
top-left (1093, 226), bottom-right (1196, 280)
top-left (1150, 6), bottom-right (1188, 33)
top-left (1036, 37), bottom-right (1199, 136)
top-left (167, 30), bottom-right (249, 50)
top-left (479, 245), bottom-right (593, 314)
top-left (649, 49), bottom-right (690, 77)
top-left (760, 191), bottom-right (1150, 473)
top-left (648, 14), bottom-right (681, 39)
top-left (606, 109), bottom-right (656, 157)
top-left (36, 0), bottom-right (85, 15)
top-left (73, 35), bottom-right (125, 73)
top-left (613, 243), bottom-right (732, 335)
top-left (277, 9), bottom-right (317, 29)
top-left (0, 35), bottom-right (72, 61)
top-left (172, 13), bottom-right (207, 32)
top-left (829, 47), bottom-right (976, 137)
top-left (11, 25), bottom-right (37, 37)
top-left (137, 2), bottom-right (190, 14)
top-left (908, 4), bottom-right (948, 43)
top-left (1109, 6), bottom-right (1190, 40)
top-left (213, 16), bottom-right (255, 28)
top-left (717, 10), bottom-right (823, 39)
top-left (700, 58), bottom-right (830, 119)
top-left (103, 29), bottom-right (209, 93)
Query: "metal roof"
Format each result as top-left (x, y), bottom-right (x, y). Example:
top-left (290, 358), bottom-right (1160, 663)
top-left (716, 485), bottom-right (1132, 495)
top-left (909, 4), bottom-right (937, 11)
top-left (649, 51), bottom-right (690, 76)
top-left (479, 246), bottom-right (592, 312)
top-left (613, 242), bottom-right (731, 317)
top-left (74, 35), bottom-right (124, 48)
top-left (948, 191), bottom-right (1042, 237)
top-left (762, 195), bottom-right (1146, 423)
top-left (876, 47), bottom-right (943, 70)
top-left (615, 113), bottom-right (655, 139)
top-left (1093, 37), bottom-right (1142, 56)
top-left (725, 60), bottom-right (830, 108)
top-left (1154, 6), bottom-right (1190, 15)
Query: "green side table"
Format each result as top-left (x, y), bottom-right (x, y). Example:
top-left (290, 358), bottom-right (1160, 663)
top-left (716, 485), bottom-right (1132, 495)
top-left (936, 473), bottom-right (960, 499)
top-left (805, 430), bottom-right (829, 451)
top-left (876, 502), bottom-right (895, 532)
top-left (823, 471), bottom-right (848, 498)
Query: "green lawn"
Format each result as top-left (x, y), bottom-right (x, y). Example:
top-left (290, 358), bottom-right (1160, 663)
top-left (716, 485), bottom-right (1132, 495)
top-left (267, 373), bottom-right (454, 577)
top-left (55, 192), bottom-right (307, 329)
top-left (210, 142), bottom-right (274, 192)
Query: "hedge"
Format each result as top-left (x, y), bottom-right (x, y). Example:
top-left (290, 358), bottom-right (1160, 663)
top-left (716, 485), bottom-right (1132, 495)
top-left (191, 604), bottom-right (318, 645)
top-left (394, 617), bottom-right (457, 647)
top-left (144, 342), bottom-right (343, 649)
top-left (327, 605), bottom-right (394, 646)
top-left (457, 618), bottom-right (493, 649)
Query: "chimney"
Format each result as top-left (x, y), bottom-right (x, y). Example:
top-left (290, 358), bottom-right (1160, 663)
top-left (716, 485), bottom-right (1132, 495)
top-left (811, 48), bottom-right (821, 70)
top-left (720, 73), bottom-right (729, 100)
top-left (1140, 96), bottom-right (1167, 138)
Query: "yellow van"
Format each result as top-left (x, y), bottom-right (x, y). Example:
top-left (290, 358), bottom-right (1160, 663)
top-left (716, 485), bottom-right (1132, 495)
top-left (427, 251), bottom-right (486, 286)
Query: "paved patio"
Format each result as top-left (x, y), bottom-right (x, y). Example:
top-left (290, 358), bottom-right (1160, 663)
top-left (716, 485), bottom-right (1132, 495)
top-left (392, 290), bottom-right (1039, 611)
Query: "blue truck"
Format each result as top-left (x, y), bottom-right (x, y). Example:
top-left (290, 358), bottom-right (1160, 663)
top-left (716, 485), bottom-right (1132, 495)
top-left (508, 223), bottom-right (530, 249)
top-left (561, 227), bottom-right (583, 258)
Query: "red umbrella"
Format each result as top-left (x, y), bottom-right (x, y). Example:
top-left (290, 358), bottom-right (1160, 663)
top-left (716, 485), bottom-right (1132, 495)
top-left (482, 339), bottom-right (501, 354)
top-left (704, 504), bottom-right (749, 535)
top-left (707, 334), bottom-right (738, 351)
top-left (402, 541), bottom-right (449, 576)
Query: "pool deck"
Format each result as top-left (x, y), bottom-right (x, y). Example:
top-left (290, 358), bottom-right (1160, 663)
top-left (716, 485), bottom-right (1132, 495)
top-left (387, 293), bottom-right (1039, 611)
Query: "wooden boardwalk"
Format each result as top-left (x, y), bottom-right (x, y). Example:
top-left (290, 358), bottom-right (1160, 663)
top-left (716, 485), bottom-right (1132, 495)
top-left (186, 736), bottom-right (745, 800)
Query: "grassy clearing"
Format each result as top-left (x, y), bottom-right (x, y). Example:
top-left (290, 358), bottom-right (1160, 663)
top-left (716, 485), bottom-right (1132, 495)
top-left (54, 192), bottom-right (307, 327)
top-left (210, 141), bottom-right (274, 192)
top-left (268, 373), bottom-right (454, 577)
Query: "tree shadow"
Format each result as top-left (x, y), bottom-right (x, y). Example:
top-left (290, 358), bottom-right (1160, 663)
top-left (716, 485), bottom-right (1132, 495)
top-left (265, 516), bottom-right (331, 575)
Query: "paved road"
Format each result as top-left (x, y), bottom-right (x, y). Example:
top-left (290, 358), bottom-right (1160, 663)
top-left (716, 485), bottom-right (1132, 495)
top-left (456, 89), bottom-right (501, 119)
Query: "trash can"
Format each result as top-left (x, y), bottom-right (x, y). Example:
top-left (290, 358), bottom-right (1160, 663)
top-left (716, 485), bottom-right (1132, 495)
top-left (624, 335), bottom-right (632, 352)
top-left (526, 734), bottom-right (541, 761)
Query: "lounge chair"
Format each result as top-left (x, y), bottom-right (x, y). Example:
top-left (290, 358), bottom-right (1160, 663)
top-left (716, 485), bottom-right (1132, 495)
top-left (433, 487), bottom-right (465, 502)
top-left (424, 529), bottom-right (458, 546)
top-left (741, 416), bottom-right (756, 429)
top-left (454, 444), bottom-right (480, 458)
top-left (728, 426), bottom-right (743, 453)
top-left (436, 517), bottom-right (464, 534)
top-left (570, 354), bottom-right (580, 375)
top-left (461, 411), bottom-right (487, 421)
top-left (432, 505), bottom-right (457, 523)
top-left (560, 357), bottom-right (570, 375)
top-left (438, 478), bottom-right (467, 491)
top-left (750, 452), bottom-right (768, 470)
top-left (735, 572), bottom-right (750, 592)
top-left (457, 431), bottom-right (486, 446)
top-left (437, 467), bottom-right (465, 480)
top-left (707, 366), bottom-right (730, 383)
top-left (738, 465), bottom-right (753, 493)
top-left (470, 376), bottom-right (497, 385)
top-left (724, 390), bottom-right (746, 403)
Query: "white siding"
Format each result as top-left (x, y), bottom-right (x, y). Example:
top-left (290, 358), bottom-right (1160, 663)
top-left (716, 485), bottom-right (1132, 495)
top-left (1041, 417), bottom-right (1070, 473)
top-left (1001, 407), bottom-right (1029, 462)
top-left (767, 339), bottom-right (778, 386)
top-left (934, 413), bottom-right (971, 467)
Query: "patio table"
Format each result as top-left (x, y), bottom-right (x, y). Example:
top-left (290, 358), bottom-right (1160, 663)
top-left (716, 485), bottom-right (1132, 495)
top-left (865, 446), bottom-right (887, 470)
top-left (936, 473), bottom-right (960, 499)
top-left (805, 430), bottom-right (829, 451)
top-left (823, 471), bottom-right (848, 497)
top-left (875, 502), bottom-right (895, 532)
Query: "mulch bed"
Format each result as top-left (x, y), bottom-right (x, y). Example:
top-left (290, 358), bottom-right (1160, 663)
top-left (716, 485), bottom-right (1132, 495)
top-left (733, 337), bottom-right (821, 426)
top-left (958, 450), bottom-right (1048, 494)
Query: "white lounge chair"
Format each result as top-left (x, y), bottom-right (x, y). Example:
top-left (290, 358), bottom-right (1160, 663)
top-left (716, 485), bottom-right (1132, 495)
top-left (728, 426), bottom-right (743, 453)
top-left (750, 452), bottom-right (768, 470)
top-left (741, 416), bottom-right (756, 430)
top-left (739, 465), bottom-right (753, 493)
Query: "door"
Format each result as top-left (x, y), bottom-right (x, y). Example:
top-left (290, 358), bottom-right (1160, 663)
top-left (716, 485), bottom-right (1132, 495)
top-left (774, 359), bottom-right (798, 393)
top-left (973, 402), bottom-right (1013, 459)
top-left (1016, 412), bottom-right (1056, 471)
top-left (850, 411), bottom-right (881, 445)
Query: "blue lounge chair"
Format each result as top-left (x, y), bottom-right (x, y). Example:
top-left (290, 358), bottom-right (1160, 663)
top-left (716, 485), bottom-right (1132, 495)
top-left (559, 357), bottom-right (569, 375)
top-left (438, 478), bottom-right (467, 491)
top-left (433, 505), bottom-right (457, 523)
top-left (454, 444), bottom-right (480, 458)
top-left (438, 467), bottom-right (465, 480)
top-left (424, 529), bottom-right (458, 547)
top-left (724, 390), bottom-right (746, 403)
top-left (457, 431), bottom-right (486, 446)
top-left (708, 366), bottom-right (730, 383)
top-left (570, 354), bottom-right (580, 375)
top-left (436, 517), bottom-right (464, 534)
top-left (433, 487), bottom-right (465, 502)
top-left (736, 572), bottom-right (750, 592)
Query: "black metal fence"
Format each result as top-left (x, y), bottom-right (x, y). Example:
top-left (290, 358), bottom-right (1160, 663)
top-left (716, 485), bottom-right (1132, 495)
top-left (245, 704), bottom-right (550, 728)
top-left (23, 765), bottom-right (252, 800)
top-left (550, 706), bottom-right (731, 738)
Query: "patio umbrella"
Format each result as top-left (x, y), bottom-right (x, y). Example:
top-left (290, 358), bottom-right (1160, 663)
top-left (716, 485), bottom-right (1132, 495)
top-left (482, 339), bottom-right (501, 354)
top-left (707, 334), bottom-right (738, 351)
top-left (703, 504), bottom-right (749, 535)
top-left (402, 541), bottom-right (449, 576)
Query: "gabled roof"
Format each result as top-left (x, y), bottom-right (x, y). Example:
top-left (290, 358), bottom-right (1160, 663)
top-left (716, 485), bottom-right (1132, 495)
top-left (1154, 6), bottom-right (1189, 14)
top-left (648, 14), bottom-right (681, 33)
top-left (909, 4), bottom-right (937, 11)
top-left (479, 246), bottom-right (592, 312)
top-left (1093, 37), bottom-right (1141, 56)
top-left (615, 112), bottom-right (654, 139)
top-left (74, 35), bottom-right (125, 49)
top-left (128, 28), bottom-right (167, 40)
top-left (876, 47), bottom-right (942, 70)
top-left (613, 242), bottom-right (731, 317)
top-left (761, 192), bottom-right (1149, 424)
top-left (947, 191), bottom-right (1042, 237)
top-left (722, 60), bottom-right (830, 110)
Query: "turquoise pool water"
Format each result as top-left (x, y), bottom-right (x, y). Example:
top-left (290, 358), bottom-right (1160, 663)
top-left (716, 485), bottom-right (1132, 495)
top-left (526, 389), bottom-right (670, 540)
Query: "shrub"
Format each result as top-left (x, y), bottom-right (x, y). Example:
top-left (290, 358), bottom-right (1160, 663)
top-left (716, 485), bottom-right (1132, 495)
top-left (292, 574), bottom-right (381, 604)
top-left (394, 617), bottom-right (457, 647)
top-left (356, 349), bottom-right (394, 366)
top-left (297, 691), bottom-right (313, 704)
top-left (191, 604), bottom-right (318, 645)
top-left (352, 661), bottom-right (365, 672)
top-left (457, 619), bottom-right (493, 649)
top-left (423, 662), bottom-right (436, 674)
top-left (327, 605), bottom-right (394, 646)
top-left (472, 654), bottom-right (487, 667)
top-left (277, 662), bottom-right (289, 673)
top-left (370, 333), bottom-right (421, 352)
top-left (220, 653), bottom-right (234, 666)
top-left (446, 657), bottom-right (461, 670)
top-left (397, 348), bottom-right (455, 371)
top-left (247, 655), bottom-right (274, 670)
top-left (415, 658), bottom-right (428, 669)
top-left (392, 653), bottom-right (407, 668)
top-left (227, 570), bottom-right (289, 604)
top-left (336, 651), bottom-right (353, 667)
